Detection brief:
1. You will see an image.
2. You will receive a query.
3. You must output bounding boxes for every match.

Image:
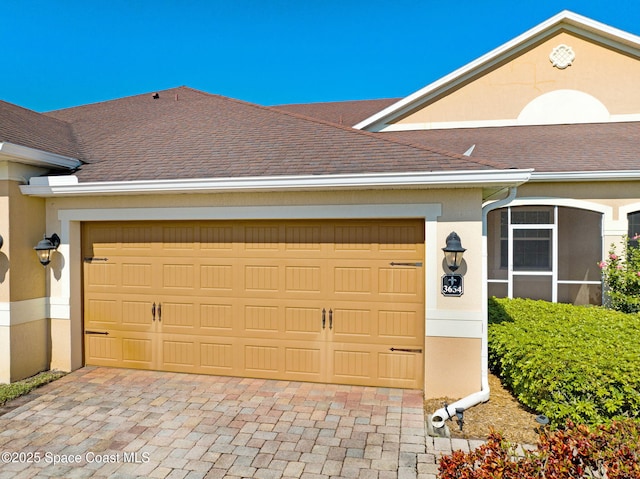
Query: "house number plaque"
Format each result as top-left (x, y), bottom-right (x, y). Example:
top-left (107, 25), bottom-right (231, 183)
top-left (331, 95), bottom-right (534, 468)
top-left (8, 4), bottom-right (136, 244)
top-left (442, 274), bottom-right (463, 296)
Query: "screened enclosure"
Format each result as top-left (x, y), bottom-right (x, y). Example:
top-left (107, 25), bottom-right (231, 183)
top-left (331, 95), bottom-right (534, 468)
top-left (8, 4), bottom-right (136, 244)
top-left (487, 206), bottom-right (602, 305)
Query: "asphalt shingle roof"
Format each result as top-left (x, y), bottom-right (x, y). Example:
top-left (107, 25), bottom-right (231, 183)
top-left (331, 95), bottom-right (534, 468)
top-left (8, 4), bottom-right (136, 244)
top-left (44, 87), bottom-right (505, 182)
top-left (274, 98), bottom-right (400, 128)
top-left (382, 122), bottom-right (640, 172)
top-left (0, 100), bottom-right (80, 159)
top-left (1, 87), bottom-right (637, 182)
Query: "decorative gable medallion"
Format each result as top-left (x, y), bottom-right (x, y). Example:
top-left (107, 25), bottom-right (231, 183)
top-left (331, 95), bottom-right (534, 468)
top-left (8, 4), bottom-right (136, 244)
top-left (549, 44), bottom-right (576, 69)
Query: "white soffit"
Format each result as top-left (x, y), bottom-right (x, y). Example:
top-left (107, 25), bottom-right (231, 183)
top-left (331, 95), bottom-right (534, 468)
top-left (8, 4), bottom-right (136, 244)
top-left (354, 10), bottom-right (640, 132)
top-left (20, 169), bottom-right (533, 197)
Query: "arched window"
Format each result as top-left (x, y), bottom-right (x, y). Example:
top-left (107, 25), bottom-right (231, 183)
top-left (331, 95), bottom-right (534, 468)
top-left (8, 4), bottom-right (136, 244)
top-left (487, 206), bottom-right (602, 305)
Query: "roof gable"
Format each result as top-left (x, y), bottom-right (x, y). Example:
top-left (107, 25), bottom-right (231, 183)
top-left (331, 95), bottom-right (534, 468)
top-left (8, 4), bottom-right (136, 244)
top-left (355, 11), bottom-right (640, 132)
top-left (44, 87), bottom-right (508, 183)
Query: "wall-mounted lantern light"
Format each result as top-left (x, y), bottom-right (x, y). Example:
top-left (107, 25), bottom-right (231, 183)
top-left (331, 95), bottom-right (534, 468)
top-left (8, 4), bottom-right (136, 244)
top-left (442, 232), bottom-right (466, 272)
top-left (34, 234), bottom-right (60, 267)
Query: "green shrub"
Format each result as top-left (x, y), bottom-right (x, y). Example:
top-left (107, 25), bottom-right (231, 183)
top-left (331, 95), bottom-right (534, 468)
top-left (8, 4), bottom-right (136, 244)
top-left (0, 371), bottom-right (66, 406)
top-left (488, 297), bottom-right (640, 427)
top-left (599, 238), bottom-right (640, 313)
top-left (438, 420), bottom-right (640, 479)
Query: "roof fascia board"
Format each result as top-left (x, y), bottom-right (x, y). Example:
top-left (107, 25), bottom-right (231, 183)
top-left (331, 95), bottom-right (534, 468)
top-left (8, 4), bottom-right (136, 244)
top-left (561, 12), bottom-right (640, 51)
top-left (379, 113), bottom-right (640, 131)
top-left (531, 171), bottom-right (640, 182)
top-left (0, 142), bottom-right (82, 170)
top-left (20, 169), bottom-right (533, 197)
top-left (354, 11), bottom-right (640, 132)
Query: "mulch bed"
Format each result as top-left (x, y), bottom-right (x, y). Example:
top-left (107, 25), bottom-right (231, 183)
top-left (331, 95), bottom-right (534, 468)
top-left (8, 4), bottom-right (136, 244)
top-left (424, 373), bottom-right (540, 445)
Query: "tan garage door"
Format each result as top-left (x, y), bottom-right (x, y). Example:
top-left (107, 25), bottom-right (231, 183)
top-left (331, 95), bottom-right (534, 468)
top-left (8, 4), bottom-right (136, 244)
top-left (83, 219), bottom-right (425, 388)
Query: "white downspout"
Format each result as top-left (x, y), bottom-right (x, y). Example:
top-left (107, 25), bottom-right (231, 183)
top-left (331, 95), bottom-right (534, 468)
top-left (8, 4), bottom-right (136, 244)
top-left (430, 187), bottom-right (518, 429)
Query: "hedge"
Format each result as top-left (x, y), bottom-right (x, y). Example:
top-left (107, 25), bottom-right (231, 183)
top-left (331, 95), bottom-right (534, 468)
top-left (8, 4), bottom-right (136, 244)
top-left (439, 420), bottom-right (640, 479)
top-left (488, 297), bottom-right (640, 427)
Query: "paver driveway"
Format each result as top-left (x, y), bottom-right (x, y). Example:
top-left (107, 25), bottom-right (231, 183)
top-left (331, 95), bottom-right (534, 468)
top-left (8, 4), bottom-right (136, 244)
top-left (0, 367), bottom-right (436, 478)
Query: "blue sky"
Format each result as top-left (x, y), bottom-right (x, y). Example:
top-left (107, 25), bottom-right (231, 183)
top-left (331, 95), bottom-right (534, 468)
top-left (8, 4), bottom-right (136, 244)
top-left (2, 0), bottom-right (639, 112)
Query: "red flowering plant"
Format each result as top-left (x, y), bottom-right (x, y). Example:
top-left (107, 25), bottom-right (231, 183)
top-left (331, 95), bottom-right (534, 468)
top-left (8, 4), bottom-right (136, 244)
top-left (599, 235), bottom-right (640, 313)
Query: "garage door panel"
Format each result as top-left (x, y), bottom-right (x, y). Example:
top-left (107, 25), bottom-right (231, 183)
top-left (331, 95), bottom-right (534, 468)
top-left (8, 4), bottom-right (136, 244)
top-left (285, 306), bottom-right (324, 335)
top-left (240, 338), bottom-right (327, 383)
top-left (378, 309), bottom-right (421, 342)
top-left (160, 301), bottom-right (195, 328)
top-left (85, 292), bottom-right (155, 332)
top-left (121, 299), bottom-right (155, 328)
top-left (161, 338), bottom-right (196, 369)
top-left (157, 334), bottom-right (237, 375)
top-left (285, 346), bottom-right (322, 377)
top-left (121, 262), bottom-right (154, 288)
top-left (244, 225), bottom-right (281, 249)
top-left (331, 307), bottom-right (373, 339)
top-left (331, 348), bottom-right (372, 382)
top-left (122, 337), bottom-right (154, 364)
top-left (199, 302), bottom-right (235, 333)
top-left (244, 304), bottom-right (280, 334)
top-left (122, 225), bottom-right (155, 248)
top-left (377, 351), bottom-right (421, 388)
top-left (161, 263), bottom-right (195, 289)
top-left (378, 267), bottom-right (421, 296)
top-left (200, 341), bottom-right (234, 372)
top-left (333, 265), bottom-right (373, 296)
top-left (200, 225), bottom-right (234, 250)
top-left (240, 300), bottom-right (326, 339)
top-left (329, 303), bottom-right (422, 347)
top-left (334, 224), bottom-right (373, 251)
top-left (285, 225), bottom-right (324, 251)
top-left (285, 265), bottom-right (322, 293)
top-left (379, 224), bottom-right (423, 252)
top-left (200, 264), bottom-right (234, 291)
top-left (162, 225), bottom-right (195, 248)
top-left (85, 262), bottom-right (118, 288)
top-left (85, 334), bottom-right (122, 364)
top-left (85, 331), bottom-right (155, 371)
top-left (328, 343), bottom-right (422, 389)
top-left (85, 297), bottom-right (118, 324)
top-left (244, 343), bottom-right (280, 373)
top-left (245, 264), bottom-right (280, 292)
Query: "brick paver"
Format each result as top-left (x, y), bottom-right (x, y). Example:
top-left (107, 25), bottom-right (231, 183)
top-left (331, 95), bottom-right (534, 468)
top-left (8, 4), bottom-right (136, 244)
top-left (0, 367), bottom-right (439, 478)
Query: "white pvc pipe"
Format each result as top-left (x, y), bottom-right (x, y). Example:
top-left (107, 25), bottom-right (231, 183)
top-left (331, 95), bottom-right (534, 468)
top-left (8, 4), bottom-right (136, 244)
top-left (430, 187), bottom-right (518, 430)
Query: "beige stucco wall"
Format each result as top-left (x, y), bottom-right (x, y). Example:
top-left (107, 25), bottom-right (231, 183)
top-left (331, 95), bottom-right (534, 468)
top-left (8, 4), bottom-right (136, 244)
top-left (0, 168), bottom-right (49, 383)
top-left (43, 186), bottom-right (485, 396)
top-left (0, 182), bottom-right (9, 304)
top-left (0, 328), bottom-right (9, 382)
top-left (395, 31), bottom-right (640, 125)
top-left (10, 319), bottom-right (50, 380)
top-left (9, 181), bottom-right (47, 301)
top-left (425, 337), bottom-right (481, 399)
